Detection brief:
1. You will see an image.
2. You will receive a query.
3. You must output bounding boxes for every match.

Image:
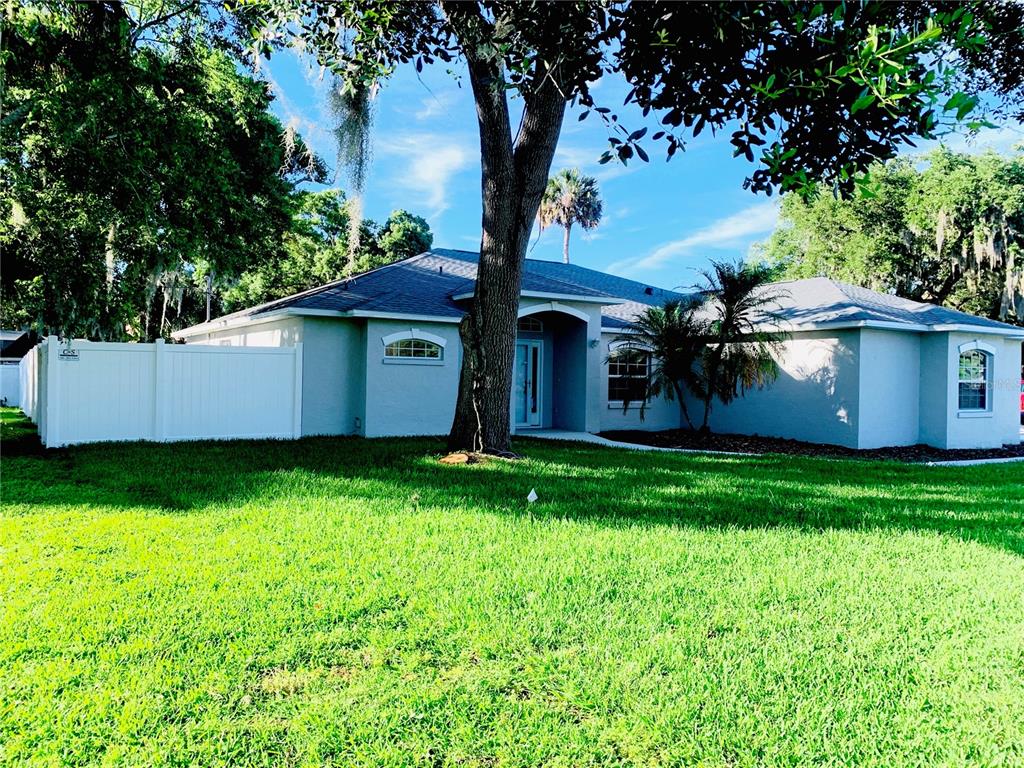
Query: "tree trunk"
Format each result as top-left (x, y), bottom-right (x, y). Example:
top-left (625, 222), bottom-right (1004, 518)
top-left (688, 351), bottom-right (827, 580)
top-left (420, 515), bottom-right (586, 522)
top-left (159, 283), bottom-right (169, 335)
top-left (562, 224), bottom-right (571, 264)
top-left (699, 343), bottom-right (724, 435)
top-left (444, 4), bottom-right (567, 453)
top-left (672, 381), bottom-right (696, 431)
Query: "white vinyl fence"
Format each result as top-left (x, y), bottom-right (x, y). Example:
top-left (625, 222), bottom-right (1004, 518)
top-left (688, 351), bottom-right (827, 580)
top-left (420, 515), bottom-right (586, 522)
top-left (20, 336), bottom-right (302, 448)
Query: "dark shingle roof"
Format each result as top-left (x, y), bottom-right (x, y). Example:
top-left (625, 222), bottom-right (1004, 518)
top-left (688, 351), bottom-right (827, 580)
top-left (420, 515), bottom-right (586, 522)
top-left (181, 249), bottom-right (678, 335)
top-left (176, 250), bottom-right (1023, 337)
top-left (765, 277), bottom-right (1022, 332)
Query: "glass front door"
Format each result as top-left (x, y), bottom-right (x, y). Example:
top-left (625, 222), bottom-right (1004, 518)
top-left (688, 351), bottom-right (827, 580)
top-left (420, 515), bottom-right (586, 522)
top-left (513, 341), bottom-right (542, 428)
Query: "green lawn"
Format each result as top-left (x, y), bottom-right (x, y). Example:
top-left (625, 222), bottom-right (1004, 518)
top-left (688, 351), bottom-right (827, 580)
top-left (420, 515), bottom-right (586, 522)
top-left (2, 407), bottom-right (1023, 767)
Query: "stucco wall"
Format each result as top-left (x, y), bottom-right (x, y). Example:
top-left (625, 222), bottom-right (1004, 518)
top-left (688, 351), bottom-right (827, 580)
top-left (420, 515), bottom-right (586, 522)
top-left (857, 329), bottom-right (921, 448)
top-left (362, 318), bottom-right (462, 437)
top-left (919, 331), bottom-right (1021, 449)
top-left (917, 334), bottom-right (949, 448)
top-left (598, 331), bottom-right (683, 432)
top-left (198, 317), bottom-right (304, 348)
top-left (684, 329), bottom-right (862, 448)
top-left (300, 317), bottom-right (365, 436)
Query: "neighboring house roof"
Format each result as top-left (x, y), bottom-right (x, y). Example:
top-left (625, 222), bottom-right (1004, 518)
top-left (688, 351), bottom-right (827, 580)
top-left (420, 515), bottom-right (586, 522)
top-left (0, 330), bottom-right (36, 359)
top-left (173, 250), bottom-right (1024, 339)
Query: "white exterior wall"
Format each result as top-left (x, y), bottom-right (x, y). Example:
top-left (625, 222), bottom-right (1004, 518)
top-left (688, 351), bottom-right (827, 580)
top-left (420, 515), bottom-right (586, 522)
top-left (918, 331), bottom-right (1021, 449)
top-left (598, 331), bottom-right (683, 432)
top-left (199, 317), bottom-right (304, 347)
top-left (857, 329), bottom-right (921, 449)
top-left (684, 330), bottom-right (862, 448)
top-left (362, 319), bottom-right (462, 438)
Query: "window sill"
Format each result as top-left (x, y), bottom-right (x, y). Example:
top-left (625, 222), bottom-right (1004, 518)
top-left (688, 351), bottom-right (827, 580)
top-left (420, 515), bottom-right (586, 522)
top-left (608, 402), bottom-right (647, 411)
top-left (383, 358), bottom-right (444, 366)
top-left (957, 410), bottom-right (993, 419)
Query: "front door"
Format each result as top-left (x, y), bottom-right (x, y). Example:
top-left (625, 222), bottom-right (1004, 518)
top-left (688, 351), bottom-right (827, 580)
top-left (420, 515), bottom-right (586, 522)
top-left (513, 341), bottom-right (542, 428)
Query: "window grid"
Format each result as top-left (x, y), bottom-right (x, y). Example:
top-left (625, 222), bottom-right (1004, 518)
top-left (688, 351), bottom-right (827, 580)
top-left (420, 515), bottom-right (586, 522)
top-left (608, 350), bottom-right (650, 403)
top-left (384, 339), bottom-right (443, 360)
top-left (517, 316), bottom-right (543, 333)
top-left (957, 350), bottom-right (989, 411)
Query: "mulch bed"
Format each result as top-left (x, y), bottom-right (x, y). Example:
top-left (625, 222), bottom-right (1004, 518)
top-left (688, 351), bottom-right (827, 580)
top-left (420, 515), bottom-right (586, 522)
top-left (599, 429), bottom-right (1024, 463)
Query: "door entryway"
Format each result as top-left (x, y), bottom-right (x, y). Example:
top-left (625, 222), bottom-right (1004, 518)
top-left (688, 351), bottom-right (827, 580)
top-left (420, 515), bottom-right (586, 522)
top-left (513, 340), bottom-right (542, 428)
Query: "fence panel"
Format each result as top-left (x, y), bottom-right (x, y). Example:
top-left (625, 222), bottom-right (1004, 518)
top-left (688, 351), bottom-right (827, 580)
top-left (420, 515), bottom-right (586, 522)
top-left (21, 337), bottom-right (302, 448)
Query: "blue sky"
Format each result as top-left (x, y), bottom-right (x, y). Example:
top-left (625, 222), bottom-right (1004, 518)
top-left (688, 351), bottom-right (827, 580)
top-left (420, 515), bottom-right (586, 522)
top-left (264, 49), bottom-right (1024, 292)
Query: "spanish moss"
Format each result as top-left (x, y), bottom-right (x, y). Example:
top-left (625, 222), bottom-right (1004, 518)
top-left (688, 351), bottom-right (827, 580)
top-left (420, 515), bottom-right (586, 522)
top-left (330, 80), bottom-right (375, 274)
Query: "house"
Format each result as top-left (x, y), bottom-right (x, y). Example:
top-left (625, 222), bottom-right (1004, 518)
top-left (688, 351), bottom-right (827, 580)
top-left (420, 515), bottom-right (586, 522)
top-left (173, 249), bottom-right (1024, 450)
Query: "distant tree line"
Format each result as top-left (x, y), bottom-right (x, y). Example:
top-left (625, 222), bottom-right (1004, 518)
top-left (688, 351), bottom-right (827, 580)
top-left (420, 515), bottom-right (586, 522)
top-left (759, 147), bottom-right (1024, 324)
top-left (1, 1), bottom-right (431, 340)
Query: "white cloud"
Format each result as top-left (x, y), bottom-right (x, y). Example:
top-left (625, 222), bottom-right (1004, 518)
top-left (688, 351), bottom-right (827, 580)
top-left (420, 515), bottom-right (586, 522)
top-left (609, 201), bottom-right (779, 275)
top-left (552, 142), bottom-right (640, 184)
top-left (376, 133), bottom-right (474, 216)
top-left (553, 143), bottom-right (602, 169)
top-left (415, 90), bottom-right (460, 121)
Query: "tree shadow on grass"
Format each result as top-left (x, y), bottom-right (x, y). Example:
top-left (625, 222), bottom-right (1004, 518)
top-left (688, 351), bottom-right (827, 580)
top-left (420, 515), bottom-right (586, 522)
top-left (3, 419), bottom-right (1023, 558)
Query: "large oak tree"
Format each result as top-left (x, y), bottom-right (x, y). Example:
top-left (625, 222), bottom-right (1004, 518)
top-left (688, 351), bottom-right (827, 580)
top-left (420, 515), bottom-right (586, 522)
top-left (239, 0), bottom-right (1024, 453)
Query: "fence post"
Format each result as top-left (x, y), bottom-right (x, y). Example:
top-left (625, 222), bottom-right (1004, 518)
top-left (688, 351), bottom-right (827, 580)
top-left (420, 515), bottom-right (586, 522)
top-left (292, 342), bottom-right (303, 439)
top-left (44, 335), bottom-right (61, 448)
top-left (153, 339), bottom-right (167, 441)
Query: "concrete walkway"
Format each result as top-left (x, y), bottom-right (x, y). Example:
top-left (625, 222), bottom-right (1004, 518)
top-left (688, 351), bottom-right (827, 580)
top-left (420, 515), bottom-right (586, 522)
top-left (925, 455), bottom-right (1024, 467)
top-left (523, 429), bottom-right (757, 456)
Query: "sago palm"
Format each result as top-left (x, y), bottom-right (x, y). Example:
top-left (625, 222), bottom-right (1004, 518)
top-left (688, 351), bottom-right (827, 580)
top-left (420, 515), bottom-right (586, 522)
top-left (537, 168), bottom-right (603, 264)
top-left (613, 297), bottom-right (709, 428)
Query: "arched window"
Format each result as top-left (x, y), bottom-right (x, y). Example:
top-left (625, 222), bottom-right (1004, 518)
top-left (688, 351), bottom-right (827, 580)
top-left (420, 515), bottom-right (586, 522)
top-left (381, 329), bottom-right (446, 363)
top-left (608, 347), bottom-right (650, 403)
top-left (384, 338), bottom-right (443, 360)
top-left (958, 349), bottom-right (991, 411)
top-left (517, 316), bottom-right (543, 333)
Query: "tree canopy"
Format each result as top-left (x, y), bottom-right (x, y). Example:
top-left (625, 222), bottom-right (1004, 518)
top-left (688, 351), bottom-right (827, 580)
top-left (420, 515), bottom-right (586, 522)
top-left (1, 1), bottom-right (328, 339)
top-left (223, 190), bottom-right (432, 310)
top-left (758, 147), bottom-right (1024, 323)
top-left (1, 1), bottom-right (435, 339)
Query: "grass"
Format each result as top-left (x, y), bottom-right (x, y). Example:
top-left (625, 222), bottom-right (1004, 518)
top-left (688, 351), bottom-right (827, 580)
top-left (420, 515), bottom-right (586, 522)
top-left (2, 406), bottom-right (1023, 767)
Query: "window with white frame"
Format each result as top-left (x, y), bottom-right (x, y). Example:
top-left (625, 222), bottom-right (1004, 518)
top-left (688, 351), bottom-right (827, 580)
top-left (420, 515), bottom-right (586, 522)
top-left (384, 338), bottom-right (443, 360)
top-left (957, 349), bottom-right (991, 410)
top-left (517, 316), bottom-right (543, 333)
top-left (608, 348), bottom-right (650, 403)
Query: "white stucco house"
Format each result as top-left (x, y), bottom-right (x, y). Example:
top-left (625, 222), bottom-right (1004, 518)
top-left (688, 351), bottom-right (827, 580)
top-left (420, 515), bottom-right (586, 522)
top-left (174, 249), bottom-right (1024, 450)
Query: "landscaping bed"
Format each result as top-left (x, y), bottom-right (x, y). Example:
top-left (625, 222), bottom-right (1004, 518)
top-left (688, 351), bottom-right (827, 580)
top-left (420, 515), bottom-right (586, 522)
top-left (600, 428), bottom-right (1024, 462)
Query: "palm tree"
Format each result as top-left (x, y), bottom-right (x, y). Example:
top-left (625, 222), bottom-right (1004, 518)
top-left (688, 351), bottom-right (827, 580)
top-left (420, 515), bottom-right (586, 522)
top-left (695, 260), bottom-right (788, 433)
top-left (614, 297), bottom-right (709, 429)
top-left (537, 168), bottom-right (603, 264)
